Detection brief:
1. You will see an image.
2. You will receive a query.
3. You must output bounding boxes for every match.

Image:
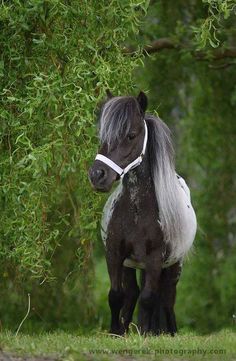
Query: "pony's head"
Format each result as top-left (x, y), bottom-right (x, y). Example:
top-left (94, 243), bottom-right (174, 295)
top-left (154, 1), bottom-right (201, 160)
top-left (89, 91), bottom-right (148, 192)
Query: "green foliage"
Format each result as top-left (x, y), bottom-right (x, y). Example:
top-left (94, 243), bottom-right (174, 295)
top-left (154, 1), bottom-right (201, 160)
top-left (0, 0), bottom-right (147, 329)
top-left (193, 0), bottom-right (236, 49)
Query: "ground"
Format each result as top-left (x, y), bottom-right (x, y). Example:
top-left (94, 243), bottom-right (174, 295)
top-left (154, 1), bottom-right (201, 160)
top-left (0, 329), bottom-right (235, 361)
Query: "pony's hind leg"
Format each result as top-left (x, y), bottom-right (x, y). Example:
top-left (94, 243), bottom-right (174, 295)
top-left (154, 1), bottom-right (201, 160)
top-left (159, 261), bottom-right (182, 336)
top-left (150, 290), bottom-right (167, 335)
top-left (139, 270), bottom-right (166, 335)
top-left (138, 247), bottom-right (163, 335)
top-left (121, 266), bottom-right (139, 333)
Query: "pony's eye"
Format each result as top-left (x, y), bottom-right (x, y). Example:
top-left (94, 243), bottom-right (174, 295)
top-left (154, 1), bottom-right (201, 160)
top-left (127, 133), bottom-right (136, 141)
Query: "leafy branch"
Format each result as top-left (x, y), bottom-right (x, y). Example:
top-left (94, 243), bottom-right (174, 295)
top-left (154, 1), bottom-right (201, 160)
top-left (124, 37), bottom-right (236, 60)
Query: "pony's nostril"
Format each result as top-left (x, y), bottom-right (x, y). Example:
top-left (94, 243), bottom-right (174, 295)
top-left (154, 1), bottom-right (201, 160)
top-left (89, 167), bottom-right (107, 186)
top-left (96, 168), bottom-right (105, 180)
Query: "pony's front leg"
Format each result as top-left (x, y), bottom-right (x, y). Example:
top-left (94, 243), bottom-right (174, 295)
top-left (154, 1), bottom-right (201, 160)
top-left (106, 249), bottom-right (125, 335)
top-left (138, 247), bottom-right (163, 335)
top-left (121, 266), bottom-right (140, 333)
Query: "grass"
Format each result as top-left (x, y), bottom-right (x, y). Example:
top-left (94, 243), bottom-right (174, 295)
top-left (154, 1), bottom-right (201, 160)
top-left (0, 329), bottom-right (236, 361)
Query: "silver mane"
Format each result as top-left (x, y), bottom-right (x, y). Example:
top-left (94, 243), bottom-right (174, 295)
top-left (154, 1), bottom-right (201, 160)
top-left (146, 114), bottom-right (190, 261)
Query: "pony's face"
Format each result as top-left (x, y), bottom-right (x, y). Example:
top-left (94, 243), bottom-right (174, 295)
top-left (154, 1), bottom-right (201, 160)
top-left (89, 92), bottom-right (148, 192)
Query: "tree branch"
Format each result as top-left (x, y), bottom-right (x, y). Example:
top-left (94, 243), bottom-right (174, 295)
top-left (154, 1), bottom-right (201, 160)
top-left (143, 38), bottom-right (177, 53)
top-left (124, 37), bottom-right (236, 61)
top-left (195, 48), bottom-right (236, 60)
top-left (124, 38), bottom-right (177, 54)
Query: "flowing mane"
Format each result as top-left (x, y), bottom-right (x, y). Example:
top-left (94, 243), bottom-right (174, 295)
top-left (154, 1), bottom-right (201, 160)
top-left (146, 114), bottom-right (189, 261)
top-left (99, 96), bottom-right (191, 261)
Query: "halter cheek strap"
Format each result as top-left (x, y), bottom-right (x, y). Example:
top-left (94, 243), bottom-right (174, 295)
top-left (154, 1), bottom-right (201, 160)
top-left (95, 120), bottom-right (148, 178)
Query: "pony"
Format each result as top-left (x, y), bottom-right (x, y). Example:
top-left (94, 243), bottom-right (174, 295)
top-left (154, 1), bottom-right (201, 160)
top-left (89, 91), bottom-right (197, 335)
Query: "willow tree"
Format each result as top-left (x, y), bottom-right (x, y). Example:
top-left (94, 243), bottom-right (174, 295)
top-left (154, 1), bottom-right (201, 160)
top-left (0, 0), bottom-right (147, 329)
top-left (135, 0), bottom-right (236, 332)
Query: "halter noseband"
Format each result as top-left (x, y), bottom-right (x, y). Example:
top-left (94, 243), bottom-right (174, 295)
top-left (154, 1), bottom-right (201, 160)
top-left (95, 120), bottom-right (148, 178)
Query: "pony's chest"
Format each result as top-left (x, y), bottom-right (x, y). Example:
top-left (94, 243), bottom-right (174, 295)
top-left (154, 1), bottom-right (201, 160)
top-left (101, 181), bottom-right (158, 245)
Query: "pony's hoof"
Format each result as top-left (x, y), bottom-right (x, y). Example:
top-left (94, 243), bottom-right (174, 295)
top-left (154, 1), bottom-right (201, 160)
top-left (109, 325), bottom-right (125, 336)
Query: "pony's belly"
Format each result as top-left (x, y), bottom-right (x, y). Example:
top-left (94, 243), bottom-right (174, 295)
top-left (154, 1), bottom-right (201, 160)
top-left (123, 258), bottom-right (145, 269)
top-left (123, 255), bottom-right (181, 270)
top-left (177, 176), bottom-right (197, 255)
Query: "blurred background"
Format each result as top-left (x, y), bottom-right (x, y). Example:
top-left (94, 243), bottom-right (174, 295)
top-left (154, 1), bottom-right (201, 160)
top-left (0, 0), bottom-right (235, 334)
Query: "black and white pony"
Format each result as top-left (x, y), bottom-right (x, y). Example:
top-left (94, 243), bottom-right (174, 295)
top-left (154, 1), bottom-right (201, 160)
top-left (89, 91), bottom-right (197, 336)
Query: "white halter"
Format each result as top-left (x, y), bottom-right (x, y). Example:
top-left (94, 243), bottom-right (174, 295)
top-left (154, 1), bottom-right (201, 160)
top-left (95, 120), bottom-right (148, 178)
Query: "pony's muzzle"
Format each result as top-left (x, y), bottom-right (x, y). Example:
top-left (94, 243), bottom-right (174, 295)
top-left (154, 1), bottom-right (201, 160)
top-left (89, 167), bottom-right (107, 185)
top-left (88, 161), bottom-right (115, 192)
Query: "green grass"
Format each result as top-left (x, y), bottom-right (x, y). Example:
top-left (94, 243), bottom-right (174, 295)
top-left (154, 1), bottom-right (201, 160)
top-left (0, 329), bottom-right (236, 360)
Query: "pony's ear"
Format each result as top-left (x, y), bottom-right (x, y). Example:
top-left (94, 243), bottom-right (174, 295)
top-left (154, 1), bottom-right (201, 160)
top-left (137, 91), bottom-right (148, 113)
top-left (106, 89), bottom-right (114, 99)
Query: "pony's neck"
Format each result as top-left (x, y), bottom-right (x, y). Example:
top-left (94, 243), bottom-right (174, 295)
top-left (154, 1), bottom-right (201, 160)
top-left (122, 151), bottom-right (153, 191)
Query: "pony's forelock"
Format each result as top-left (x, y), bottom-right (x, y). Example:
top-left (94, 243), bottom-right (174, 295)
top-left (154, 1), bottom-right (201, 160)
top-left (99, 96), bottom-right (139, 149)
